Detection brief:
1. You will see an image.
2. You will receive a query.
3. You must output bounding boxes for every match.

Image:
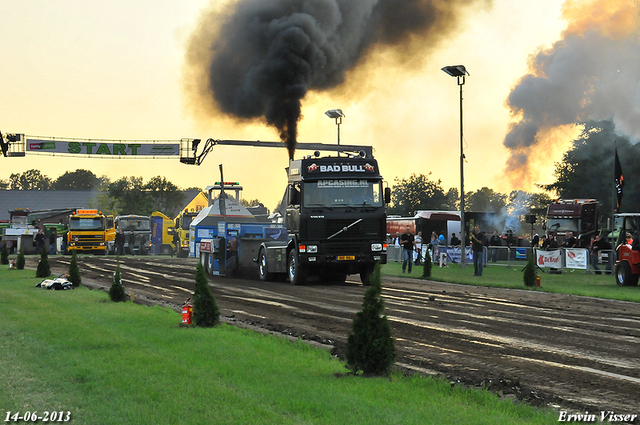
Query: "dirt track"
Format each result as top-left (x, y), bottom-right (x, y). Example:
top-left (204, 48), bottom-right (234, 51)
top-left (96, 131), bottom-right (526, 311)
top-left (39, 255), bottom-right (640, 417)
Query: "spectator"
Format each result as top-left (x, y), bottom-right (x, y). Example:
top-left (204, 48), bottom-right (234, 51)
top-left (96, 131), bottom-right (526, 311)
top-left (49, 228), bottom-right (57, 255)
top-left (399, 226), bottom-right (416, 273)
top-left (471, 225), bottom-right (487, 276)
top-left (489, 230), bottom-right (501, 263)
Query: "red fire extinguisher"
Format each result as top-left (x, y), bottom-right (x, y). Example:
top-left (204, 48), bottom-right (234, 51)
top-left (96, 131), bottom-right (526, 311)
top-left (536, 275), bottom-right (541, 287)
top-left (182, 297), bottom-right (193, 325)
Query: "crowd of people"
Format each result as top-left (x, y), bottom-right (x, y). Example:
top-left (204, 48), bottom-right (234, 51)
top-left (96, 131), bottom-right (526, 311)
top-left (388, 225), bottom-right (612, 275)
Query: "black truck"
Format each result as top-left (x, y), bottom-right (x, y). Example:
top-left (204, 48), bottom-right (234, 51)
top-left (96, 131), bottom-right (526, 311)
top-left (258, 153), bottom-right (390, 285)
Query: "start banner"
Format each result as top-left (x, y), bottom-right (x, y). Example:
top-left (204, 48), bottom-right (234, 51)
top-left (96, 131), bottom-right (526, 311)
top-left (565, 248), bottom-right (588, 269)
top-left (26, 139), bottom-right (179, 156)
top-left (536, 250), bottom-right (562, 268)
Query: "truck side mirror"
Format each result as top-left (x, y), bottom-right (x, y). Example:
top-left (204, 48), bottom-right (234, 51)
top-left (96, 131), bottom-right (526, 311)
top-left (290, 187), bottom-right (300, 206)
top-left (384, 187), bottom-right (391, 204)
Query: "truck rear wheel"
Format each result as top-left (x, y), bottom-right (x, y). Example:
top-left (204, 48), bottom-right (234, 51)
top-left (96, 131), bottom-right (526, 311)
top-left (288, 250), bottom-right (307, 285)
top-left (258, 249), bottom-right (274, 282)
top-left (615, 261), bottom-right (639, 286)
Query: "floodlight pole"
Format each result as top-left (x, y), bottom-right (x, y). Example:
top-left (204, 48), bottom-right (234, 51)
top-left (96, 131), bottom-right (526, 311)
top-left (442, 65), bottom-right (468, 269)
top-left (335, 116), bottom-right (342, 146)
top-left (457, 74), bottom-right (466, 269)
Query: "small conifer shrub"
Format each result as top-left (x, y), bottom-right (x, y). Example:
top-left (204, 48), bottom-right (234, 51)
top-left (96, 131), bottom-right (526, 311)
top-left (36, 245), bottom-right (51, 278)
top-left (193, 262), bottom-right (220, 327)
top-left (1, 242), bottom-right (8, 265)
top-left (346, 263), bottom-right (396, 375)
top-left (16, 248), bottom-right (25, 270)
top-left (422, 249), bottom-right (432, 278)
top-left (68, 250), bottom-right (81, 287)
top-left (109, 261), bottom-right (127, 302)
top-left (523, 250), bottom-right (537, 287)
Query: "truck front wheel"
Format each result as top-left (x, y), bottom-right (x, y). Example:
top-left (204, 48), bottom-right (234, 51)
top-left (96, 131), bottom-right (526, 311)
top-left (288, 250), bottom-right (307, 285)
top-left (258, 249), bottom-right (274, 282)
top-left (615, 261), bottom-right (639, 286)
top-left (359, 265), bottom-right (375, 286)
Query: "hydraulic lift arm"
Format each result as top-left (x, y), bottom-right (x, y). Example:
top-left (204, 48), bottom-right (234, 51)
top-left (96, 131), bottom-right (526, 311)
top-left (179, 138), bottom-right (374, 165)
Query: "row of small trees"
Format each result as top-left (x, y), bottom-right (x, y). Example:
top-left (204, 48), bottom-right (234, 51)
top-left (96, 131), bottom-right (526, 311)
top-left (3, 243), bottom-right (396, 376)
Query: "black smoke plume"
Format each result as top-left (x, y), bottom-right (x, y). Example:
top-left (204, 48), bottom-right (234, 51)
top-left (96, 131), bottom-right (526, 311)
top-left (185, 0), bottom-right (491, 160)
top-left (502, 0), bottom-right (640, 181)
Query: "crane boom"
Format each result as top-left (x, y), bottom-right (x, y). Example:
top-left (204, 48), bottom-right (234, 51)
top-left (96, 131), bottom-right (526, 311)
top-left (179, 138), bottom-right (374, 165)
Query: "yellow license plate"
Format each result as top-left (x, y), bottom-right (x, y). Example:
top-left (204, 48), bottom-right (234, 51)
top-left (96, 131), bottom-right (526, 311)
top-left (337, 255), bottom-right (355, 261)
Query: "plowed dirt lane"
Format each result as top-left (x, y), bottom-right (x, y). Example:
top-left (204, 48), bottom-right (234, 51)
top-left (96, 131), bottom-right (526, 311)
top-left (41, 255), bottom-right (640, 415)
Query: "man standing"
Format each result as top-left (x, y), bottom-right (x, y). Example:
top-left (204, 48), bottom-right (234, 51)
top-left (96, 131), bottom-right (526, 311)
top-left (115, 229), bottom-right (125, 256)
top-left (399, 226), bottom-right (416, 274)
top-left (564, 231), bottom-right (577, 248)
top-left (34, 228), bottom-right (45, 253)
top-left (49, 228), bottom-right (57, 255)
top-left (471, 225), bottom-right (487, 276)
top-left (128, 230), bottom-right (136, 255)
top-left (489, 230), bottom-right (501, 263)
top-left (414, 231), bottom-right (423, 265)
top-left (531, 230), bottom-right (540, 248)
top-left (590, 235), bottom-right (603, 275)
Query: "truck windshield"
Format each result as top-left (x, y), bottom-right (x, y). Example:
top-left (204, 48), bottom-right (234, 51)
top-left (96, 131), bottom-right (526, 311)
top-left (303, 180), bottom-right (382, 207)
top-left (547, 218), bottom-right (579, 233)
top-left (182, 214), bottom-right (197, 230)
top-left (118, 219), bottom-right (151, 231)
top-left (11, 215), bottom-right (28, 226)
top-left (70, 218), bottom-right (105, 231)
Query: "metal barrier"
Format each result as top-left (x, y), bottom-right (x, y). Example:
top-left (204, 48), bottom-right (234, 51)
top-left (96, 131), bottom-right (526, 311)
top-left (388, 245), bottom-right (613, 274)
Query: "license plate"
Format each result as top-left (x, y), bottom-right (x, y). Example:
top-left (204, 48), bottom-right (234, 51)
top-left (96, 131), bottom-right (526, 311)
top-left (337, 255), bottom-right (355, 261)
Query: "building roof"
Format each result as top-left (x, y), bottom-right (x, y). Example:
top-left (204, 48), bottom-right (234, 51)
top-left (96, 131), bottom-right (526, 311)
top-left (0, 190), bottom-right (100, 221)
top-left (0, 189), bottom-right (203, 221)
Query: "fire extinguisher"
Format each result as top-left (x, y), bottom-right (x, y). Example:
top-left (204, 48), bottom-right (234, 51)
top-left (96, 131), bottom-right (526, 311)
top-left (182, 297), bottom-right (193, 325)
top-left (536, 275), bottom-right (541, 287)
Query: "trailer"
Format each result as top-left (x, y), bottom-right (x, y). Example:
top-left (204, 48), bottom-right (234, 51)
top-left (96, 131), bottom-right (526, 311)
top-left (546, 199), bottom-right (598, 247)
top-left (1, 208), bottom-right (38, 254)
top-left (150, 211), bottom-right (176, 255)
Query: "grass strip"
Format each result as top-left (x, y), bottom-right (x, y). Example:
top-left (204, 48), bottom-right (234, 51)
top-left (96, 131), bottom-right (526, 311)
top-left (0, 268), bottom-right (557, 424)
top-left (383, 262), bottom-right (640, 303)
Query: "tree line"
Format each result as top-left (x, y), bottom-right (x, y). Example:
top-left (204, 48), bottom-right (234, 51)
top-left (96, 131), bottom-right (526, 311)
top-left (0, 169), bottom-right (197, 217)
top-left (387, 120), bottom-right (634, 232)
top-left (1, 119), bottom-right (630, 228)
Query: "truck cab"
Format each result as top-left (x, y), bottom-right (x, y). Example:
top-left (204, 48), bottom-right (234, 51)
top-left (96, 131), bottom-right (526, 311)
top-left (116, 215), bottom-right (152, 255)
top-left (67, 209), bottom-right (115, 255)
top-left (546, 199), bottom-right (598, 247)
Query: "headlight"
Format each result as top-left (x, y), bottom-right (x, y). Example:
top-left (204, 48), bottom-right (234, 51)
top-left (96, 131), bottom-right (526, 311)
top-left (306, 245), bottom-right (318, 253)
top-left (371, 243), bottom-right (383, 252)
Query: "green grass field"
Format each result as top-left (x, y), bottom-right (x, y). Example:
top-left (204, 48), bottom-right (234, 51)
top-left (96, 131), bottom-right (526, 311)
top-left (382, 261), bottom-right (640, 303)
top-left (0, 268), bottom-right (558, 425)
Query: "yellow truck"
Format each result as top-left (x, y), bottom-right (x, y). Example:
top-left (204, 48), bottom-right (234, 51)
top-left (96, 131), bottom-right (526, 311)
top-left (67, 209), bottom-right (115, 255)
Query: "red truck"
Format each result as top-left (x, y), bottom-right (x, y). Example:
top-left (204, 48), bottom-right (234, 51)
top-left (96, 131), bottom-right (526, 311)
top-left (546, 199), bottom-right (598, 248)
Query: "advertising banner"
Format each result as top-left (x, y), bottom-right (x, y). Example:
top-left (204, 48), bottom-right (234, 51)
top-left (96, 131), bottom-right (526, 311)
top-left (565, 248), bottom-right (588, 269)
top-left (26, 139), bottom-right (179, 156)
top-left (536, 250), bottom-right (562, 268)
top-left (445, 246), bottom-right (472, 263)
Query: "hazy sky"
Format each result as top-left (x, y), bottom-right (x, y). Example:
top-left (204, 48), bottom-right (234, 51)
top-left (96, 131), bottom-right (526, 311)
top-left (0, 1), bottom-right (580, 211)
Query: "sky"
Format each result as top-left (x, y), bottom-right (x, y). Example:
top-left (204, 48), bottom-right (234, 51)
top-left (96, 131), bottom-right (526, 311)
top-left (0, 0), bottom-right (631, 213)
